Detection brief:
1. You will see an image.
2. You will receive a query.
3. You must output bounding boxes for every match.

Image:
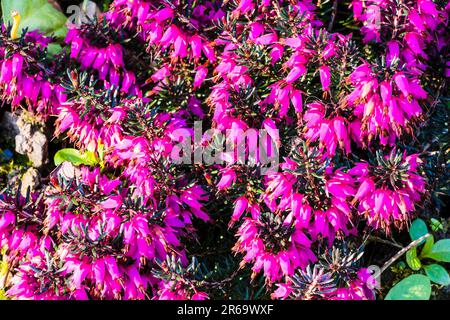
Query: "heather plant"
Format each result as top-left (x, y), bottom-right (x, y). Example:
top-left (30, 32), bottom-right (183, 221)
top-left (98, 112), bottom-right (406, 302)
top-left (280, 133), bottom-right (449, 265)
top-left (0, 0), bottom-right (448, 300)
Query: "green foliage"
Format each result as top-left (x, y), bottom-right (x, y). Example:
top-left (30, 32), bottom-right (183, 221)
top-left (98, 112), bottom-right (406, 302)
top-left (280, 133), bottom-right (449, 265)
top-left (385, 219), bottom-right (450, 300)
top-left (409, 218), bottom-right (428, 244)
top-left (1, 0), bottom-right (67, 39)
top-left (422, 239), bottom-right (450, 263)
top-left (385, 275), bottom-right (431, 300)
top-left (54, 148), bottom-right (99, 167)
top-left (0, 290), bottom-right (7, 300)
top-left (423, 264), bottom-right (450, 286)
top-left (430, 218), bottom-right (445, 232)
top-left (420, 235), bottom-right (435, 258)
top-left (406, 247), bottom-right (421, 271)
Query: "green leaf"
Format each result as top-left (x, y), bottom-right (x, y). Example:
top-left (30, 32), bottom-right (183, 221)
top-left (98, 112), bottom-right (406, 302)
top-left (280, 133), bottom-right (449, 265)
top-left (385, 275), bottom-right (431, 300)
top-left (1, 0), bottom-right (68, 40)
top-left (54, 148), bottom-right (98, 167)
top-left (409, 219), bottom-right (428, 244)
top-left (420, 235), bottom-right (435, 258)
top-left (0, 290), bottom-right (8, 300)
top-left (424, 239), bottom-right (450, 262)
top-left (424, 264), bottom-right (450, 286)
top-left (47, 43), bottom-right (63, 55)
top-left (406, 248), bottom-right (421, 271)
top-left (430, 218), bottom-right (444, 232)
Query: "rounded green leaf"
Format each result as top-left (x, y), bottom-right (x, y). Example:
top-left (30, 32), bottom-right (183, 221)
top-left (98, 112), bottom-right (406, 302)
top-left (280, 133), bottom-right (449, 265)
top-left (424, 264), bottom-right (450, 286)
top-left (409, 219), bottom-right (428, 244)
top-left (425, 239), bottom-right (450, 262)
top-left (385, 274), bottom-right (431, 300)
top-left (1, 0), bottom-right (68, 40)
top-left (54, 148), bottom-right (98, 167)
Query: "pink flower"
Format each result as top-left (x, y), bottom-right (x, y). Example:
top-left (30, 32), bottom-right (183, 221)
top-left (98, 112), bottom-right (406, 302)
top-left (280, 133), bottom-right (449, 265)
top-left (393, 73), bottom-right (411, 97)
top-left (386, 41), bottom-right (400, 66)
top-left (319, 65), bottom-right (331, 91)
top-left (192, 292), bottom-right (209, 300)
top-left (333, 117), bottom-right (351, 154)
top-left (193, 65), bottom-right (208, 88)
top-left (217, 168), bottom-right (237, 191)
top-left (291, 89), bottom-right (303, 113)
top-left (234, 0), bottom-right (255, 15)
top-left (255, 33), bottom-right (278, 45)
top-left (286, 65), bottom-right (306, 84)
top-left (232, 197), bottom-right (249, 222)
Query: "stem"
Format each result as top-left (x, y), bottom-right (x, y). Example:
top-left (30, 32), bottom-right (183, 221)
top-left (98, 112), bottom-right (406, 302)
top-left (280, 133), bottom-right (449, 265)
top-left (328, 0), bottom-right (338, 32)
top-left (368, 235), bottom-right (403, 249)
top-left (380, 233), bottom-right (431, 274)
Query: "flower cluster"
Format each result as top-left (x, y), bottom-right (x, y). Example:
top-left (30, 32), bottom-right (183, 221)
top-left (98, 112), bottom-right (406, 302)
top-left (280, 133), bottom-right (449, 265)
top-left (273, 265), bottom-right (376, 300)
top-left (349, 150), bottom-right (426, 231)
top-left (65, 27), bottom-right (139, 96)
top-left (345, 62), bottom-right (427, 146)
top-left (0, 0), bottom-right (447, 300)
top-left (0, 23), bottom-right (66, 117)
top-left (2, 162), bottom-right (209, 299)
